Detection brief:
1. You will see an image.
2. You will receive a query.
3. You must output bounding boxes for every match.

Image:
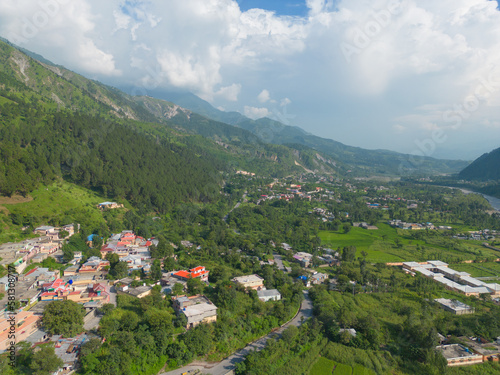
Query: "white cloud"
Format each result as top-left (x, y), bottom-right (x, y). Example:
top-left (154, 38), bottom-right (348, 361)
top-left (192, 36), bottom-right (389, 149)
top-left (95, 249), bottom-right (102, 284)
top-left (257, 89), bottom-right (270, 103)
top-left (280, 97), bottom-right (291, 107)
top-left (0, 0), bottom-right (500, 157)
top-left (215, 83), bottom-right (241, 101)
top-left (244, 106), bottom-right (270, 119)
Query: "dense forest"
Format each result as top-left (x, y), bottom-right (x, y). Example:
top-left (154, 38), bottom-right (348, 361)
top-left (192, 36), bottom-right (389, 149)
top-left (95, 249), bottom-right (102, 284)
top-left (459, 147), bottom-right (500, 181)
top-left (0, 94), bottom-right (221, 212)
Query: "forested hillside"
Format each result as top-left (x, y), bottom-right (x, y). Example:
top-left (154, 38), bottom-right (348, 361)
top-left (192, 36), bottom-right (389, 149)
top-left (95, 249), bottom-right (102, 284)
top-left (459, 147), bottom-right (500, 181)
top-left (148, 90), bottom-right (469, 176)
top-left (0, 93), bottom-right (221, 212)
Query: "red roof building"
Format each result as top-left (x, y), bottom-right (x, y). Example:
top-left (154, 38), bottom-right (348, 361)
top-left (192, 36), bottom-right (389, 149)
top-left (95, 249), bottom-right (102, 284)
top-left (174, 266), bottom-right (209, 282)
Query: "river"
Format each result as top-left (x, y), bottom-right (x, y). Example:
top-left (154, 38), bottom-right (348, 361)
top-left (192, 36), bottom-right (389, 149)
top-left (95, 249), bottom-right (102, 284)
top-left (457, 189), bottom-right (500, 211)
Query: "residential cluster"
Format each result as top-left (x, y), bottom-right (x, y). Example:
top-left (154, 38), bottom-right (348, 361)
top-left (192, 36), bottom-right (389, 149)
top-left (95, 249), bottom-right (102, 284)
top-left (0, 224), bottom-right (78, 273)
top-left (231, 274), bottom-right (281, 301)
top-left (388, 220), bottom-right (448, 230)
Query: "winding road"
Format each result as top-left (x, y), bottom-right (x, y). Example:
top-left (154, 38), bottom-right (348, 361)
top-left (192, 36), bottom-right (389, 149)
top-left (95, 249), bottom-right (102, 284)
top-left (161, 290), bottom-right (313, 375)
top-left (223, 193), bottom-right (247, 223)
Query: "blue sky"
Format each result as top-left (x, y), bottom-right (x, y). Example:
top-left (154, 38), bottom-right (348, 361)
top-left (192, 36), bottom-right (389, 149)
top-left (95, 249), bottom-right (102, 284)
top-left (237, 0), bottom-right (309, 16)
top-left (1, 0), bottom-right (499, 160)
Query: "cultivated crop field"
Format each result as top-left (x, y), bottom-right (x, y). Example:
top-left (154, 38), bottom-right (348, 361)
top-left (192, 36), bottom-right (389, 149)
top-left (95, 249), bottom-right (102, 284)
top-left (319, 223), bottom-right (498, 263)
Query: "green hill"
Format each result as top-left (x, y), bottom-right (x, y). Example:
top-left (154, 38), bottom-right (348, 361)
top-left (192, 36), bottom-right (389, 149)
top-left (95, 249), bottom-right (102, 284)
top-left (459, 147), bottom-right (500, 181)
top-left (0, 38), bottom-right (341, 214)
top-left (150, 90), bottom-right (469, 176)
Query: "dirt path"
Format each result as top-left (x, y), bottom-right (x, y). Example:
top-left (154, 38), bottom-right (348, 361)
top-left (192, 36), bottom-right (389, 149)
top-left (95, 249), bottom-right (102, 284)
top-left (0, 194), bottom-right (33, 205)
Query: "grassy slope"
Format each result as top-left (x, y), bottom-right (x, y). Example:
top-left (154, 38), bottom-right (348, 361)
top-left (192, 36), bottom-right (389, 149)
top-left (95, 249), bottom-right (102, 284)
top-left (309, 357), bottom-right (335, 375)
top-left (318, 223), bottom-right (498, 263)
top-left (0, 181), bottom-right (120, 243)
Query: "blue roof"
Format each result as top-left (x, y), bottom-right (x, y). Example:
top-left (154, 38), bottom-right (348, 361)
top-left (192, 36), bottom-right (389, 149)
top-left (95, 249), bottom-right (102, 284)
top-left (87, 234), bottom-right (97, 241)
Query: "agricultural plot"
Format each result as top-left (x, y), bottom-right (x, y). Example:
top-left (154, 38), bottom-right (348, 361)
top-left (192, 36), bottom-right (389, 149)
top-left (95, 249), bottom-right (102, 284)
top-left (319, 223), bottom-right (498, 263)
top-left (333, 363), bottom-right (353, 375)
top-left (451, 262), bottom-right (500, 278)
top-left (309, 357), bottom-right (335, 375)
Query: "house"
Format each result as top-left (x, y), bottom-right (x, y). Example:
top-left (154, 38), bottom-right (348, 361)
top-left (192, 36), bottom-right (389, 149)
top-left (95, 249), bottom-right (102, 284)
top-left (436, 344), bottom-right (483, 366)
top-left (123, 285), bottom-right (152, 299)
top-left (79, 257), bottom-right (110, 273)
top-left (173, 295), bottom-right (217, 329)
top-left (180, 240), bottom-right (194, 248)
top-left (257, 289), bottom-right (281, 302)
top-left (173, 266), bottom-right (209, 282)
top-left (33, 226), bottom-right (56, 235)
top-left (293, 252), bottom-right (313, 267)
top-left (0, 311), bottom-right (41, 350)
top-left (97, 202), bottom-right (123, 210)
top-left (297, 275), bottom-right (310, 287)
top-left (231, 274), bottom-right (265, 290)
top-left (310, 272), bottom-right (328, 285)
top-left (64, 265), bottom-right (80, 276)
top-left (435, 298), bottom-right (474, 315)
top-left (39, 278), bottom-right (73, 301)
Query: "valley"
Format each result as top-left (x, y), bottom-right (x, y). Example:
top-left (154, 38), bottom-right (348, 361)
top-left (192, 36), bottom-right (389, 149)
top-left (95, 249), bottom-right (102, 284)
top-left (0, 37), bottom-right (499, 375)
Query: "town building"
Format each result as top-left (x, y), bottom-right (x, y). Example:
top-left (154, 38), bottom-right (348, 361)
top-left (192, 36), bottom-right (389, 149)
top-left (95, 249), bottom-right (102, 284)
top-left (0, 311), bottom-right (41, 351)
top-left (173, 295), bottom-right (217, 329)
top-left (79, 257), bottom-right (110, 273)
top-left (403, 261), bottom-right (500, 297)
top-left (434, 298), bottom-right (474, 315)
top-left (436, 344), bottom-right (483, 366)
top-left (231, 274), bottom-right (265, 290)
top-left (173, 266), bottom-right (209, 282)
top-left (257, 289), bottom-right (281, 302)
top-left (293, 252), bottom-right (313, 267)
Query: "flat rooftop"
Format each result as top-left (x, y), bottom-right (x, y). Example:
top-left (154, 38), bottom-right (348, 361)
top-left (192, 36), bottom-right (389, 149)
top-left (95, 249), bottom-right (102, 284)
top-left (183, 302), bottom-right (217, 318)
top-left (436, 344), bottom-right (480, 360)
top-left (435, 298), bottom-right (472, 312)
top-left (232, 274), bottom-right (264, 284)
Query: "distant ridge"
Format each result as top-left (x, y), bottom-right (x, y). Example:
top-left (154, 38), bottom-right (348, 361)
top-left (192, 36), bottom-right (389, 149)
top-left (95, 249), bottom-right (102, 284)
top-left (459, 147), bottom-right (500, 181)
top-left (146, 89), bottom-right (469, 176)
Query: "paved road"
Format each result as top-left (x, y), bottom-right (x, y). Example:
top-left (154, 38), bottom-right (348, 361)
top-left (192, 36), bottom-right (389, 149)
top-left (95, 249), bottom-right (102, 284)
top-left (161, 291), bottom-right (313, 375)
top-left (83, 313), bottom-right (102, 331)
top-left (109, 284), bottom-right (117, 306)
top-left (223, 193), bottom-right (247, 222)
top-left (273, 253), bottom-right (291, 273)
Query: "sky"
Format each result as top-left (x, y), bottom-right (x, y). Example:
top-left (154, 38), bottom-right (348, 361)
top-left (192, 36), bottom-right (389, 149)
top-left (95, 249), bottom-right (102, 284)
top-left (1, 0), bottom-right (500, 160)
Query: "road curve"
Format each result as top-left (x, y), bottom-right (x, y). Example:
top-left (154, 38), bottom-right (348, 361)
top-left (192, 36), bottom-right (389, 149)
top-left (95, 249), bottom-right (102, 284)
top-left (161, 290), bottom-right (313, 375)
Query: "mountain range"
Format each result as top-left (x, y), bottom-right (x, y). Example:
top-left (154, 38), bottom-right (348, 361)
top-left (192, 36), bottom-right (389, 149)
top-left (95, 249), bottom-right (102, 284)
top-left (0, 37), bottom-right (477, 210)
top-left (459, 147), bottom-right (500, 181)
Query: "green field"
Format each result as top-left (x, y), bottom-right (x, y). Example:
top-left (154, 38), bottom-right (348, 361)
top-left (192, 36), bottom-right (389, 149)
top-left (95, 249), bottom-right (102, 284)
top-left (309, 357), bottom-right (335, 375)
top-left (0, 181), bottom-right (120, 242)
top-left (333, 363), bottom-right (353, 375)
top-left (319, 223), bottom-right (498, 263)
top-left (0, 95), bottom-right (16, 105)
top-left (451, 262), bottom-right (500, 278)
top-left (352, 364), bottom-right (376, 375)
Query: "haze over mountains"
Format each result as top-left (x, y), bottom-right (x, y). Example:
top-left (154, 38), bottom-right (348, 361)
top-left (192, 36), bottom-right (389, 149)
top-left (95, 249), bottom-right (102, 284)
top-left (0, 38), bottom-right (470, 185)
top-left (459, 147), bottom-right (500, 181)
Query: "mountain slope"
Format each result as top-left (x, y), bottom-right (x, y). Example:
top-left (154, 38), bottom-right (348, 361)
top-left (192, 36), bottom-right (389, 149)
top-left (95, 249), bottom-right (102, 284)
top-left (151, 89), bottom-right (469, 176)
top-left (0, 39), bottom-right (340, 210)
top-left (459, 147), bottom-right (500, 181)
top-left (0, 41), bottom-right (224, 212)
